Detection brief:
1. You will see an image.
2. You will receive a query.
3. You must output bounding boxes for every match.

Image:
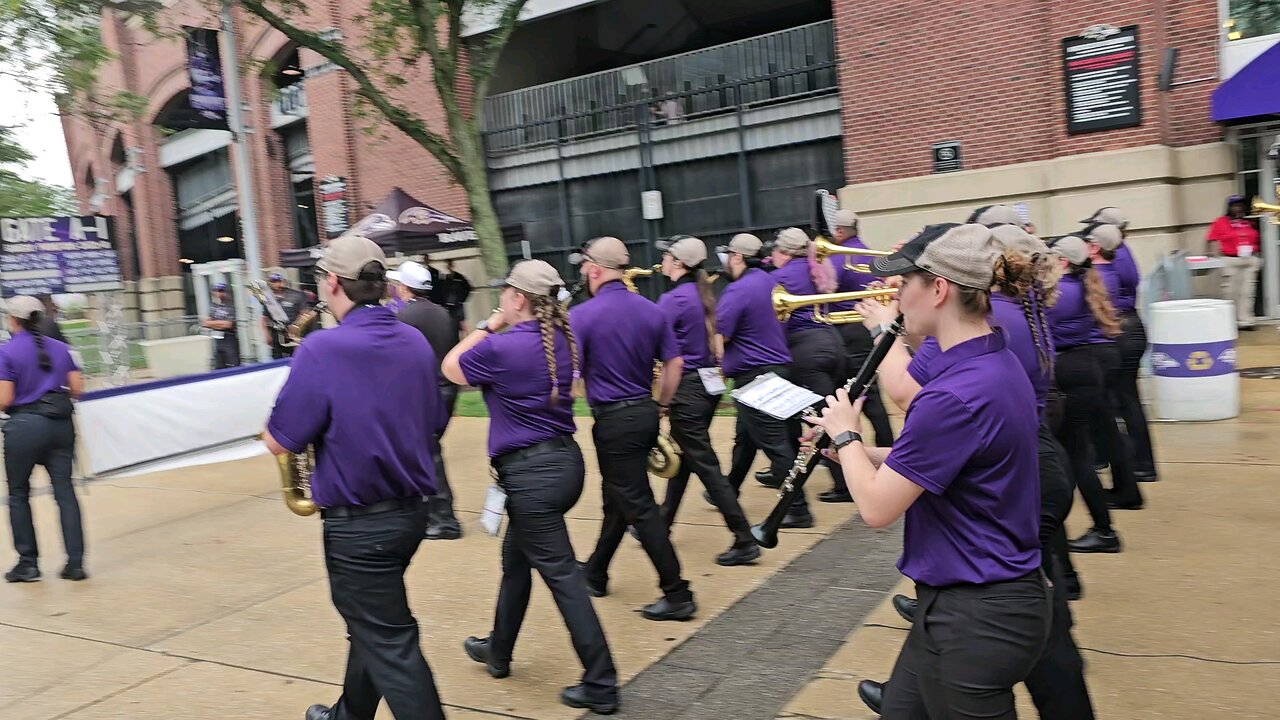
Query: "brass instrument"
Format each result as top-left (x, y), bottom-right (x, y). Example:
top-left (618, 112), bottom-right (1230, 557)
top-left (772, 286), bottom-right (898, 325)
top-left (268, 299), bottom-right (333, 518)
top-left (287, 302), bottom-right (330, 343)
top-left (622, 264), bottom-right (660, 292)
top-left (1252, 198), bottom-right (1280, 225)
top-left (813, 237), bottom-right (893, 272)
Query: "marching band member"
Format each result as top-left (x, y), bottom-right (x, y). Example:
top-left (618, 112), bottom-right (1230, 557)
top-left (570, 236), bottom-right (697, 622)
top-left (1083, 222), bottom-right (1157, 482)
top-left (442, 260), bottom-right (618, 714)
top-left (1, 295), bottom-right (85, 583)
top-left (714, 234), bottom-right (806, 528)
top-left (654, 235), bottom-right (760, 566)
top-left (807, 223), bottom-right (1050, 719)
top-left (1045, 236), bottom-right (1134, 555)
top-left (262, 234), bottom-right (448, 720)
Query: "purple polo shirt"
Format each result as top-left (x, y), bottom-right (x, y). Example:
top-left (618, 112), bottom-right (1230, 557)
top-left (772, 258), bottom-right (826, 333)
top-left (716, 267), bottom-right (791, 377)
top-left (658, 275), bottom-right (713, 371)
top-left (459, 320), bottom-right (578, 457)
top-left (1103, 246), bottom-right (1140, 314)
top-left (832, 236), bottom-right (878, 312)
top-left (0, 332), bottom-right (79, 406)
top-left (888, 331), bottom-right (1041, 586)
top-left (908, 293), bottom-right (1052, 415)
top-left (1046, 274), bottom-right (1101, 349)
top-left (570, 280), bottom-right (679, 407)
top-left (267, 305), bottom-right (443, 508)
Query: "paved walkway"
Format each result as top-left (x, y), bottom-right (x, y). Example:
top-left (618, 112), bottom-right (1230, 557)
top-left (3, 332), bottom-right (1279, 719)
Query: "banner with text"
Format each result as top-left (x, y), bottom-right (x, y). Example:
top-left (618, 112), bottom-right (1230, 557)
top-left (0, 216), bottom-right (124, 297)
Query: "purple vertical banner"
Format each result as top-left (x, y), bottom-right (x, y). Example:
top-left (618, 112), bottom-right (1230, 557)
top-left (181, 26), bottom-right (230, 131)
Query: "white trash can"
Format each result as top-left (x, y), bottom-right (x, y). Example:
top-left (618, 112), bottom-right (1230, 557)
top-left (1147, 299), bottom-right (1238, 421)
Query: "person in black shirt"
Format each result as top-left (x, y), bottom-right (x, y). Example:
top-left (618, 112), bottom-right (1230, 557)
top-left (390, 260), bottom-right (463, 540)
top-left (437, 260), bottom-right (473, 334)
top-left (262, 272), bottom-right (310, 359)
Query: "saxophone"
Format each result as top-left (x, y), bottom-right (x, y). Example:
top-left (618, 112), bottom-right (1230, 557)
top-left (620, 265), bottom-right (682, 478)
top-left (271, 300), bottom-right (333, 517)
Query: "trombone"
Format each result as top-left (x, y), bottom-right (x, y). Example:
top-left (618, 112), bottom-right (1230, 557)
top-left (1252, 198), bottom-right (1280, 225)
top-left (813, 237), bottom-right (893, 272)
top-left (772, 286), bottom-right (898, 325)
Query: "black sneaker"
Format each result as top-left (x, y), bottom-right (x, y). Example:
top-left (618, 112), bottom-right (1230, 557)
top-left (463, 635), bottom-right (510, 678)
top-left (305, 704), bottom-right (332, 720)
top-left (1068, 528), bottom-right (1121, 554)
top-left (5, 564), bottom-right (40, 583)
top-left (817, 489), bottom-right (853, 503)
top-left (858, 680), bottom-right (884, 715)
top-left (779, 511), bottom-right (814, 529)
top-left (715, 543), bottom-right (760, 566)
top-left (561, 684), bottom-right (618, 714)
top-left (755, 469), bottom-right (781, 488)
top-left (60, 565), bottom-right (88, 581)
top-left (641, 596), bottom-right (696, 621)
top-left (426, 523), bottom-right (462, 540)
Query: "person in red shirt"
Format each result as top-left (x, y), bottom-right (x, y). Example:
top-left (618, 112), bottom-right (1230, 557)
top-left (1206, 194), bottom-right (1262, 329)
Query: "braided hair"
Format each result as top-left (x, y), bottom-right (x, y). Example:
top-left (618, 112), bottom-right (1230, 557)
top-left (19, 313), bottom-right (52, 371)
top-left (529, 293), bottom-right (579, 406)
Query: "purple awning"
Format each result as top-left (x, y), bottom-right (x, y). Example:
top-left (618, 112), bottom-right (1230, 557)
top-left (1212, 41), bottom-right (1280, 123)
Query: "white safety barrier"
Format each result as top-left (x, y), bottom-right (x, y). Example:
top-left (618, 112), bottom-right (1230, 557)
top-left (76, 360), bottom-right (290, 477)
top-left (1147, 299), bottom-right (1238, 421)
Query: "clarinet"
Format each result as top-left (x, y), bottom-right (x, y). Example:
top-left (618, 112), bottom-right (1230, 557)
top-left (751, 314), bottom-right (905, 549)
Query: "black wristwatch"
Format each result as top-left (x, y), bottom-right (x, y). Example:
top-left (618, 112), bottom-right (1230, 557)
top-left (831, 430), bottom-right (862, 450)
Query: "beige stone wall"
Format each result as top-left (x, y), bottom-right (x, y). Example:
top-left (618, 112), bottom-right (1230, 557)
top-left (838, 142), bottom-right (1237, 278)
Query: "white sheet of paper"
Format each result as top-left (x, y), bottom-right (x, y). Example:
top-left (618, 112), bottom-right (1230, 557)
top-left (210, 331), bottom-right (224, 340)
top-left (480, 484), bottom-right (508, 537)
top-left (698, 367), bottom-right (727, 395)
top-left (731, 372), bottom-right (823, 420)
top-left (1239, 246), bottom-right (1255, 257)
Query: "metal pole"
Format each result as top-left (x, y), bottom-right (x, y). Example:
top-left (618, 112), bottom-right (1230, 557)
top-left (219, 0), bottom-right (268, 362)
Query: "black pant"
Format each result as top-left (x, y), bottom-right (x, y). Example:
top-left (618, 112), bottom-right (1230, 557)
top-left (725, 365), bottom-right (804, 514)
top-left (1113, 311), bottom-right (1156, 473)
top-left (1087, 344), bottom-right (1143, 506)
top-left (427, 384), bottom-right (460, 529)
top-left (881, 572), bottom-right (1051, 720)
top-left (214, 338), bottom-right (240, 369)
top-left (660, 372), bottom-right (753, 546)
top-left (492, 439), bottom-right (617, 695)
top-left (1052, 348), bottom-right (1113, 532)
top-left (789, 328), bottom-right (848, 496)
top-left (839, 323), bottom-right (896, 446)
top-left (4, 414), bottom-right (82, 569)
top-left (585, 400), bottom-right (693, 602)
top-left (323, 502), bottom-right (444, 720)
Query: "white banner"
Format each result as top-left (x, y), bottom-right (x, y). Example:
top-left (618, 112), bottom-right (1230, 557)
top-left (77, 362), bottom-right (290, 477)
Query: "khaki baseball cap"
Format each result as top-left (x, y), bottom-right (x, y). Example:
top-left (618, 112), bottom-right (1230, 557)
top-left (716, 233), bottom-right (763, 258)
top-left (316, 233), bottom-right (387, 280)
top-left (656, 235), bottom-right (708, 266)
top-left (990, 224), bottom-right (1049, 258)
top-left (1052, 235), bottom-right (1091, 266)
top-left (834, 208), bottom-right (859, 228)
top-left (967, 204), bottom-right (1023, 227)
top-left (1081, 207), bottom-right (1128, 229)
top-left (1084, 223), bottom-right (1124, 252)
top-left (568, 236), bottom-right (629, 269)
top-left (489, 259), bottom-right (565, 297)
top-left (870, 223), bottom-right (1000, 290)
top-left (770, 227), bottom-right (810, 256)
top-left (5, 295), bottom-right (44, 320)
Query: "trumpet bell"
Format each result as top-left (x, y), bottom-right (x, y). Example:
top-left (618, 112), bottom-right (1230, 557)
top-left (813, 237), bottom-right (893, 267)
top-left (771, 285), bottom-right (897, 324)
top-left (1252, 198), bottom-right (1280, 224)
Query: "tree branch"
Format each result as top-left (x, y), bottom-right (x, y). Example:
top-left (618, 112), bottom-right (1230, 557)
top-left (238, 0), bottom-right (463, 179)
top-left (468, 0), bottom-right (531, 102)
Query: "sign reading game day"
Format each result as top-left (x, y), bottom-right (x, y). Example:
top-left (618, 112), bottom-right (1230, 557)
top-left (1062, 25), bottom-right (1142, 135)
top-left (0, 216), bottom-right (124, 297)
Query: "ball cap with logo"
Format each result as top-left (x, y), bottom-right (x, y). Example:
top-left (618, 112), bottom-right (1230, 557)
top-left (488, 259), bottom-right (565, 297)
top-left (869, 223), bottom-right (1000, 290)
top-left (268, 272), bottom-right (285, 282)
top-left (568, 236), bottom-right (629, 269)
top-left (4, 295), bottom-right (45, 321)
top-left (714, 233), bottom-right (764, 258)
top-left (387, 261), bottom-right (433, 291)
top-left (656, 235), bottom-right (708, 266)
top-left (317, 233), bottom-right (388, 279)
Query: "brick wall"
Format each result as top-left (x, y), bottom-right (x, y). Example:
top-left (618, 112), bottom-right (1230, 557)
top-left (834, 0), bottom-right (1224, 184)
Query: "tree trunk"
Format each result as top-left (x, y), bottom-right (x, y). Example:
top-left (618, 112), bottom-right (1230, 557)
top-left (456, 125), bottom-right (509, 281)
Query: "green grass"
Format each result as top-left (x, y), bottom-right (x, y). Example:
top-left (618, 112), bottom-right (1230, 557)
top-left (453, 388), bottom-right (736, 418)
top-left (61, 321), bottom-right (149, 374)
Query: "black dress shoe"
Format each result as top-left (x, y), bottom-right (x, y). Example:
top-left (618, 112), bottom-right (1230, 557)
top-left (641, 596), bottom-right (696, 621)
top-left (817, 489), bottom-right (853, 503)
top-left (561, 684), bottom-right (618, 714)
top-left (1107, 499), bottom-right (1144, 510)
top-left (779, 511), bottom-right (814, 529)
top-left (60, 565), bottom-right (87, 581)
top-left (755, 469), bottom-right (781, 488)
top-left (4, 564), bottom-right (40, 583)
top-left (858, 679), bottom-right (884, 715)
top-left (463, 636), bottom-right (510, 678)
top-left (425, 523), bottom-right (462, 540)
top-left (305, 704), bottom-right (332, 720)
top-left (702, 490), bottom-right (716, 506)
top-left (1135, 469), bottom-right (1159, 483)
top-left (578, 562), bottom-right (608, 597)
top-left (892, 594), bottom-right (917, 624)
top-left (1068, 528), bottom-right (1121, 554)
top-left (1063, 573), bottom-right (1083, 601)
top-left (716, 543), bottom-right (760, 566)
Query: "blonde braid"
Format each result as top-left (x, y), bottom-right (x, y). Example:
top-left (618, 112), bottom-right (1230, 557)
top-left (550, 301), bottom-right (580, 381)
top-left (533, 299), bottom-right (561, 405)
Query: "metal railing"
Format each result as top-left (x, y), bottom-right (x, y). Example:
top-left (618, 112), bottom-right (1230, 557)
top-left (481, 21), bottom-right (837, 155)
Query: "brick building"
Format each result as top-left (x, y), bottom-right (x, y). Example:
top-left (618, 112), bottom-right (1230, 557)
top-left (62, 0), bottom-right (1280, 320)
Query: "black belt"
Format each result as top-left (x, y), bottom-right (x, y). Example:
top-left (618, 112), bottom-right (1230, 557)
top-left (320, 496), bottom-right (422, 520)
top-left (491, 435), bottom-right (575, 470)
top-left (590, 397), bottom-right (652, 417)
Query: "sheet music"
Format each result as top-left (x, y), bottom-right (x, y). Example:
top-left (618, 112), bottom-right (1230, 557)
top-left (253, 281), bottom-right (291, 325)
top-left (480, 484), bottom-right (508, 537)
top-left (731, 372), bottom-right (823, 420)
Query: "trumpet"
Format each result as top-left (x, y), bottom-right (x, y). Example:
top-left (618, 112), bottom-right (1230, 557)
top-left (772, 286), bottom-right (898, 325)
top-left (813, 237), bottom-right (893, 272)
top-left (622, 264), bottom-right (660, 292)
top-left (1252, 198), bottom-right (1280, 225)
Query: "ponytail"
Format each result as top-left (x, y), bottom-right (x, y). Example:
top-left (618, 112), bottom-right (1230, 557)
top-left (992, 251), bottom-right (1053, 373)
top-left (693, 268), bottom-right (718, 357)
top-left (19, 314), bottom-right (52, 371)
top-left (1080, 267), bottom-right (1121, 338)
